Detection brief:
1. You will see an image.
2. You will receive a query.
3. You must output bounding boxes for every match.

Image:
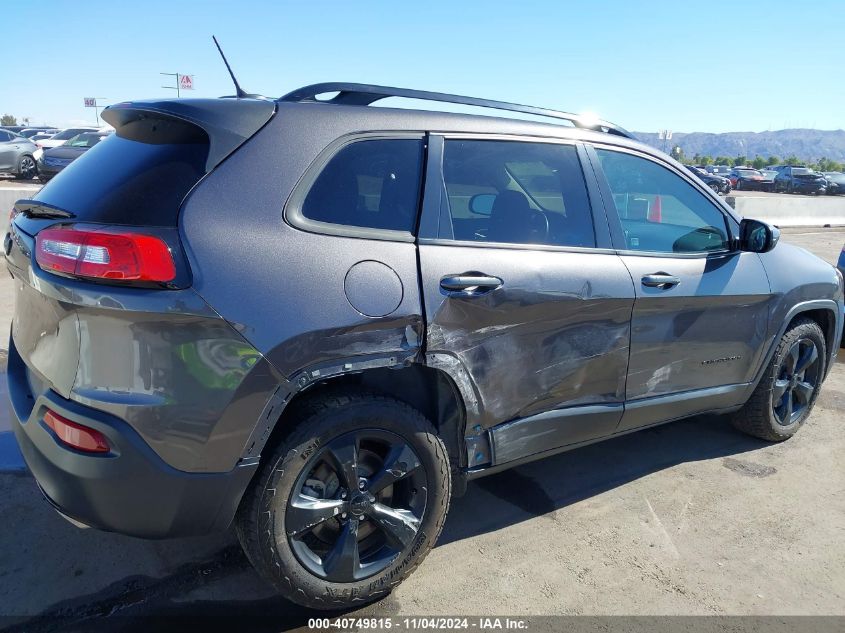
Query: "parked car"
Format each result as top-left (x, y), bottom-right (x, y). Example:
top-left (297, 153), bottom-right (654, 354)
top-left (0, 129), bottom-right (38, 179)
top-left (0, 126), bottom-right (28, 134)
top-left (20, 128), bottom-right (59, 139)
top-left (37, 132), bottom-right (108, 182)
top-left (839, 243), bottom-right (845, 346)
top-left (34, 126), bottom-right (99, 153)
top-left (730, 167), bottom-right (769, 191)
top-left (705, 164), bottom-right (733, 178)
top-left (684, 164), bottom-right (730, 193)
top-left (773, 166), bottom-right (828, 194)
top-left (759, 168), bottom-right (778, 189)
top-left (822, 172), bottom-right (845, 195)
top-left (6, 83), bottom-right (844, 610)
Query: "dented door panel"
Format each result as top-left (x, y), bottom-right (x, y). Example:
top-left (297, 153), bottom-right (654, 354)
top-left (419, 244), bottom-right (635, 431)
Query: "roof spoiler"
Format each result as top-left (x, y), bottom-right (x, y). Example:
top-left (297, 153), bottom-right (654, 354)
top-left (102, 98), bottom-right (276, 170)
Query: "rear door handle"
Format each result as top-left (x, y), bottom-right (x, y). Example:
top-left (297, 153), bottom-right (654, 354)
top-left (641, 273), bottom-right (681, 289)
top-left (440, 274), bottom-right (503, 293)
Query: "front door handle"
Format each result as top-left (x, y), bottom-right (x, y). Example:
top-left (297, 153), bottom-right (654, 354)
top-left (440, 273), bottom-right (503, 293)
top-left (641, 273), bottom-right (681, 289)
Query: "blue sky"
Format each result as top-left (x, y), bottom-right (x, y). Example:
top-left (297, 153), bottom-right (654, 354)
top-left (4, 0), bottom-right (844, 132)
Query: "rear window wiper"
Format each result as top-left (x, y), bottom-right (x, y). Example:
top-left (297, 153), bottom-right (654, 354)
top-left (14, 199), bottom-right (76, 219)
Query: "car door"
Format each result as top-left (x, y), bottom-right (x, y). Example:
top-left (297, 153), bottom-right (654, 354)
top-left (0, 130), bottom-right (16, 170)
top-left (585, 144), bottom-right (773, 432)
top-left (417, 135), bottom-right (635, 469)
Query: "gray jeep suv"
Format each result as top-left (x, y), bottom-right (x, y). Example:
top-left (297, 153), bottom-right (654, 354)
top-left (6, 83), bottom-right (844, 610)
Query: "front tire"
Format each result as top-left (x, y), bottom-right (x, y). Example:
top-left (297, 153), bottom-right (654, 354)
top-left (732, 318), bottom-right (826, 441)
top-left (13, 155), bottom-right (37, 180)
top-left (236, 392), bottom-right (451, 610)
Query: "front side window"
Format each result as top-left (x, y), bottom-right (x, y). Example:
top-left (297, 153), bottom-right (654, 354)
top-left (441, 140), bottom-right (595, 247)
top-left (595, 148), bottom-right (730, 253)
top-left (301, 138), bottom-right (423, 233)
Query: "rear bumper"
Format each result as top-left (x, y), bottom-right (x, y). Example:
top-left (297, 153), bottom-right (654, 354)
top-left (8, 338), bottom-right (258, 539)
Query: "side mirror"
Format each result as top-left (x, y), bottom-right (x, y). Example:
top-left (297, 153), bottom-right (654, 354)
top-left (468, 193), bottom-right (496, 216)
top-left (739, 218), bottom-right (780, 253)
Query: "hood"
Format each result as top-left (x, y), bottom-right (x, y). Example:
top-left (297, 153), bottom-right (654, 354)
top-left (43, 146), bottom-right (90, 159)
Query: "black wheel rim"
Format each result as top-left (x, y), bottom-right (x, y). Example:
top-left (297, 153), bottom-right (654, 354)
top-left (773, 337), bottom-right (820, 426)
top-left (20, 157), bottom-right (35, 179)
top-left (284, 429), bottom-right (427, 583)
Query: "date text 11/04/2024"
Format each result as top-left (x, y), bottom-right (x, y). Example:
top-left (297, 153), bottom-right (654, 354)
top-left (307, 617), bottom-right (530, 630)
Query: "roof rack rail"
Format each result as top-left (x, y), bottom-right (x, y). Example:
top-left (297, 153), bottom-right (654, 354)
top-left (279, 82), bottom-right (634, 139)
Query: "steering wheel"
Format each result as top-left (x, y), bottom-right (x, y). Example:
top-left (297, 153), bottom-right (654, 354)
top-left (528, 210), bottom-right (550, 243)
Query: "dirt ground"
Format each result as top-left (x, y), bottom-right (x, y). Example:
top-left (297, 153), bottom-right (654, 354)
top-left (0, 229), bottom-right (842, 631)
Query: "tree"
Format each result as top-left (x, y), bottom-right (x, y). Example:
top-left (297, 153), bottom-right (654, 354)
top-left (714, 156), bottom-right (733, 167)
top-left (670, 146), bottom-right (684, 162)
top-left (785, 155), bottom-right (801, 166)
top-left (699, 155), bottom-right (713, 166)
top-left (0, 114), bottom-right (16, 126)
top-left (751, 155), bottom-right (766, 169)
top-left (735, 155), bottom-right (747, 167)
top-left (766, 155), bottom-right (780, 166)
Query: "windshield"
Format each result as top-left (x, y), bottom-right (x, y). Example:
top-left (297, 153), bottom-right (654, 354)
top-left (736, 169), bottom-right (760, 176)
top-left (792, 168), bottom-right (812, 175)
top-left (65, 133), bottom-right (104, 148)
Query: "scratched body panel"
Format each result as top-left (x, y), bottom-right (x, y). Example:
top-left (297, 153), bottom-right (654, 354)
top-left (419, 244), bottom-right (635, 429)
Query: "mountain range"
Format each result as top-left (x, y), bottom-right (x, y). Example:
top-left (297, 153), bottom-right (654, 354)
top-left (634, 129), bottom-right (845, 162)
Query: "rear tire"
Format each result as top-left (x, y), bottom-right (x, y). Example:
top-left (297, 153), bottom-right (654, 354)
top-left (236, 392), bottom-right (451, 610)
top-left (731, 318), bottom-right (826, 441)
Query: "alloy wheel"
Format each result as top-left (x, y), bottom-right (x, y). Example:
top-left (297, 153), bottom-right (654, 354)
top-left (772, 337), bottom-right (820, 426)
top-left (284, 429), bottom-right (427, 582)
top-left (19, 156), bottom-right (36, 179)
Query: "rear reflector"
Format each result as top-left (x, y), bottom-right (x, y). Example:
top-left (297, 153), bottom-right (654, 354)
top-left (43, 409), bottom-right (110, 453)
top-left (35, 227), bottom-right (175, 282)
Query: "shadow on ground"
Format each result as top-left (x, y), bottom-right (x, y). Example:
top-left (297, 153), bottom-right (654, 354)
top-left (0, 413), bottom-right (769, 632)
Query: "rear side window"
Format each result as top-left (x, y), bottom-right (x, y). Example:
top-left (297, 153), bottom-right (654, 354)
top-left (301, 139), bottom-right (424, 233)
top-left (33, 118), bottom-right (208, 226)
top-left (441, 140), bottom-right (595, 247)
top-left (595, 148), bottom-right (729, 253)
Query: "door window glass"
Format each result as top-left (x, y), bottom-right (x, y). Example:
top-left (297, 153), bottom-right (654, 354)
top-left (595, 148), bottom-right (730, 253)
top-left (442, 140), bottom-right (595, 247)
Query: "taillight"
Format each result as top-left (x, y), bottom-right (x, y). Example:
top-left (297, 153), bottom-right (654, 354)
top-left (35, 227), bottom-right (176, 282)
top-left (43, 409), bottom-right (110, 453)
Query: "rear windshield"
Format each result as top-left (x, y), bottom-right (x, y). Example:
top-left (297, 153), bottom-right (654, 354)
top-left (34, 119), bottom-right (208, 226)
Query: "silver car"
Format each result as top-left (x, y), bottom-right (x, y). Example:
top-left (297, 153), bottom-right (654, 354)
top-left (0, 129), bottom-right (38, 179)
